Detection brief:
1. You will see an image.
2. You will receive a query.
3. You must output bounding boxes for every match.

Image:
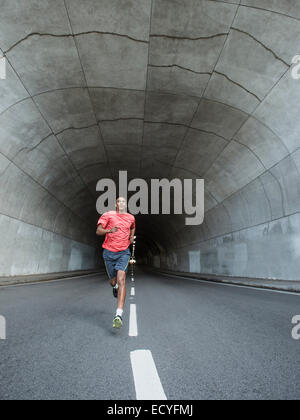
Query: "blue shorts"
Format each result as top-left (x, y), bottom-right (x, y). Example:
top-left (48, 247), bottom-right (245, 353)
top-left (103, 248), bottom-right (131, 279)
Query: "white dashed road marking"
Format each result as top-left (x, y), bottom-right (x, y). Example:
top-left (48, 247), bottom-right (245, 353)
top-left (130, 350), bottom-right (167, 400)
top-left (129, 304), bottom-right (138, 337)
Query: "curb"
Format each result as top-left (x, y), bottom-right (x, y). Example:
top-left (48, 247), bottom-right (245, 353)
top-left (143, 266), bottom-right (300, 294)
top-left (0, 269), bottom-right (106, 287)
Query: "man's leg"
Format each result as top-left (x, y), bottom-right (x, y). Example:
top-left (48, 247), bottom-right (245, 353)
top-left (103, 252), bottom-right (118, 294)
top-left (110, 275), bottom-right (119, 298)
top-left (113, 250), bottom-right (130, 328)
top-left (116, 270), bottom-right (126, 311)
top-left (112, 270), bottom-right (126, 329)
top-left (110, 277), bottom-right (117, 287)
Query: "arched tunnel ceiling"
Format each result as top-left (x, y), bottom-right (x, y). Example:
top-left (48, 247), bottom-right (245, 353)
top-left (1, 0), bottom-right (300, 255)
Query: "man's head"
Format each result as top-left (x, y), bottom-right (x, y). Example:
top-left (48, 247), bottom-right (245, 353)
top-left (116, 197), bottom-right (127, 213)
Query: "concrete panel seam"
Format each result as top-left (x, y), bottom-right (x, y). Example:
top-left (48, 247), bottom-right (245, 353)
top-left (139, 0), bottom-right (155, 179)
top-left (258, 177), bottom-right (274, 220)
top-left (0, 96), bottom-right (30, 118)
top-left (0, 149), bottom-right (92, 232)
top-left (240, 4), bottom-right (300, 23)
top-left (200, 62), bottom-right (293, 200)
top-left (167, 1), bottom-right (241, 180)
top-left (62, 0), bottom-right (115, 181)
top-left (1, 53), bottom-right (98, 211)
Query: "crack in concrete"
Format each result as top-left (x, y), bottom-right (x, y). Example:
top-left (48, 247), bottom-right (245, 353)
top-left (55, 124), bottom-right (99, 136)
top-left (231, 28), bottom-right (290, 67)
top-left (25, 133), bottom-right (53, 153)
top-left (150, 33), bottom-right (228, 42)
top-left (144, 120), bottom-right (230, 142)
top-left (214, 71), bottom-right (262, 102)
top-left (144, 120), bottom-right (190, 128)
top-left (149, 64), bottom-right (212, 76)
top-left (4, 31), bottom-right (149, 54)
top-left (2, 53), bottom-right (96, 230)
top-left (62, 0), bottom-right (119, 184)
top-left (98, 118), bottom-right (144, 123)
top-left (166, 3), bottom-right (241, 182)
top-left (12, 134), bottom-right (53, 161)
top-left (139, 0), bottom-right (154, 179)
top-left (149, 63), bottom-right (263, 102)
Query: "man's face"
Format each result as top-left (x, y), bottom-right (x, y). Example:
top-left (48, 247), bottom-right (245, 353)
top-left (116, 197), bottom-right (127, 212)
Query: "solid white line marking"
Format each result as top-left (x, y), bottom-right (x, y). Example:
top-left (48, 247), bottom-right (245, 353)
top-left (129, 304), bottom-right (138, 337)
top-left (130, 350), bottom-right (167, 400)
top-left (159, 272), bottom-right (300, 296)
top-left (0, 273), bottom-right (101, 289)
top-left (131, 287), bottom-right (135, 296)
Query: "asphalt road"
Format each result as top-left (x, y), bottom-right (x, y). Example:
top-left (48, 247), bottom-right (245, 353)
top-left (0, 268), bottom-right (300, 400)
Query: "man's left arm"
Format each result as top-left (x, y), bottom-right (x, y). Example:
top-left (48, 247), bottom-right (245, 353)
top-left (130, 217), bottom-right (136, 244)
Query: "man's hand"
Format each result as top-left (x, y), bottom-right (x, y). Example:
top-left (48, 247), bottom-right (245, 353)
top-left (109, 226), bottom-right (119, 234)
top-left (130, 228), bottom-right (135, 244)
top-left (96, 224), bottom-right (119, 236)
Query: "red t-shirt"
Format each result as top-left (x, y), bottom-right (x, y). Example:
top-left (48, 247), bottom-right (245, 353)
top-left (97, 211), bottom-right (136, 252)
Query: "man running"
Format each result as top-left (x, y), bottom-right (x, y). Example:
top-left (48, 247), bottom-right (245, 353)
top-left (96, 197), bottom-right (136, 329)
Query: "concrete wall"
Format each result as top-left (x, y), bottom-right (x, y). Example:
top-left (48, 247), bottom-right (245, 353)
top-left (137, 0), bottom-right (300, 282)
top-left (0, 136), bottom-right (98, 277)
top-left (1, 1), bottom-right (300, 281)
top-left (152, 212), bottom-right (300, 281)
top-left (0, 214), bottom-right (97, 276)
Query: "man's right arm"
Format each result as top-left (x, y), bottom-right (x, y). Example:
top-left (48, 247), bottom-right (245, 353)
top-left (96, 223), bottom-right (110, 236)
top-left (96, 224), bottom-right (119, 236)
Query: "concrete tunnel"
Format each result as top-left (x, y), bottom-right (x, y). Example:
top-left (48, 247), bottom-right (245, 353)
top-left (1, 0), bottom-right (300, 282)
top-left (1, 0), bottom-right (300, 403)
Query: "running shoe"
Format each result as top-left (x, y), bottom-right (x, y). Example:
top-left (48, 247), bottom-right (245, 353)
top-left (113, 315), bottom-right (123, 329)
